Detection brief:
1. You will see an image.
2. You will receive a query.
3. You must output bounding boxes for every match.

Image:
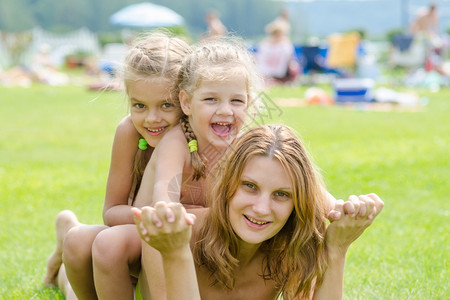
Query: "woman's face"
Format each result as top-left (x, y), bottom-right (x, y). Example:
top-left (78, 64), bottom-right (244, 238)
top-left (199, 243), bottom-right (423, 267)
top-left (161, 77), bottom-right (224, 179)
top-left (228, 156), bottom-right (294, 246)
top-left (129, 79), bottom-right (180, 148)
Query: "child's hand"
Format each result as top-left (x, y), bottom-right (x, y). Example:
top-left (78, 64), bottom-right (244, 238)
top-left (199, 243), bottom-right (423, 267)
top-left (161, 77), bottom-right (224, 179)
top-left (132, 202), bottom-right (196, 255)
top-left (325, 193), bottom-right (384, 255)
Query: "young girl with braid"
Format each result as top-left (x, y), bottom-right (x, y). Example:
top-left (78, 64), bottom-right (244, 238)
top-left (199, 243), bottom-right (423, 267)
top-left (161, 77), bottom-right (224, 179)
top-left (43, 32), bottom-right (191, 299)
top-left (132, 37), bottom-right (263, 212)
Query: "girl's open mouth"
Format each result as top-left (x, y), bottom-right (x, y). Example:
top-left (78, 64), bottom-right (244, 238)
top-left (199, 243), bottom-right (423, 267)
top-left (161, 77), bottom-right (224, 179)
top-left (211, 122), bottom-right (232, 137)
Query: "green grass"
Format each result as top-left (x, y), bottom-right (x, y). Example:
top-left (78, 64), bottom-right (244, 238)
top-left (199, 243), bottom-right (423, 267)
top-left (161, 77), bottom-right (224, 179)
top-left (1, 84), bottom-right (449, 299)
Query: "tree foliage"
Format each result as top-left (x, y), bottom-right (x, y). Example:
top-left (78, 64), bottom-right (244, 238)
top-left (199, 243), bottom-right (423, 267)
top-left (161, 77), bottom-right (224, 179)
top-left (0, 0), bottom-right (283, 38)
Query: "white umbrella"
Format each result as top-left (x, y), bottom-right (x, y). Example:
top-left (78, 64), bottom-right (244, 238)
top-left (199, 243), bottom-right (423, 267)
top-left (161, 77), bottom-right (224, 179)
top-left (110, 2), bottom-right (184, 28)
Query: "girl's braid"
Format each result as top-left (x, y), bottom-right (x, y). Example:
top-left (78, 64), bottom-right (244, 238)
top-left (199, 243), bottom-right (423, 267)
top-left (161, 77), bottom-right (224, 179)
top-left (180, 116), bottom-right (206, 180)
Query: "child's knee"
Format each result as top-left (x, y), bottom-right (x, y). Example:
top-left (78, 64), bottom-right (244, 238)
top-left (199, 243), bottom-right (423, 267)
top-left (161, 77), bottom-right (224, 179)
top-left (92, 229), bottom-right (123, 263)
top-left (92, 227), bottom-right (140, 268)
top-left (63, 228), bottom-right (93, 266)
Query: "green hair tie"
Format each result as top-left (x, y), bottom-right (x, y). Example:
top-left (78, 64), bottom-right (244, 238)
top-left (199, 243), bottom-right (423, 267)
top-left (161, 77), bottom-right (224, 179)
top-left (188, 140), bottom-right (198, 152)
top-left (138, 138), bottom-right (148, 150)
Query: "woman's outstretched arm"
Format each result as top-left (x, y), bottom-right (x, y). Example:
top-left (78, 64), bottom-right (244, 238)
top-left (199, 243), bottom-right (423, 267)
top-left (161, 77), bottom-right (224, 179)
top-left (133, 202), bottom-right (200, 300)
top-left (313, 193), bottom-right (384, 300)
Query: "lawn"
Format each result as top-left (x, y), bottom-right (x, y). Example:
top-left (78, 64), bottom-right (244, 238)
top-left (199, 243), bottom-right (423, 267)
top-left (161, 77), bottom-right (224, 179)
top-left (0, 83), bottom-right (448, 299)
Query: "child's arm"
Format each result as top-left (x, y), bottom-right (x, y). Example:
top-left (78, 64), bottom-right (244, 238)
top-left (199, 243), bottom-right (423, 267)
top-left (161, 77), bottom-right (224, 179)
top-left (134, 125), bottom-right (189, 208)
top-left (103, 115), bottom-right (140, 226)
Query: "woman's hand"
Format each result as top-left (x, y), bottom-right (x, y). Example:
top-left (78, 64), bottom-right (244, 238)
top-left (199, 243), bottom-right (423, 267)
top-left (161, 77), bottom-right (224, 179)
top-left (325, 193), bottom-right (384, 255)
top-left (135, 202), bottom-right (201, 300)
top-left (313, 194), bottom-right (384, 299)
top-left (132, 201), bottom-right (196, 255)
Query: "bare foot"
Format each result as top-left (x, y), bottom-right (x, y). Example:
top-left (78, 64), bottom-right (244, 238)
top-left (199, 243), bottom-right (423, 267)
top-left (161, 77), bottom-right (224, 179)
top-left (44, 210), bottom-right (80, 287)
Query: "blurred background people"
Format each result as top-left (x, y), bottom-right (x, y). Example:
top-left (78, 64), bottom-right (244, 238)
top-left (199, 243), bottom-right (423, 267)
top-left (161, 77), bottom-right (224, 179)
top-left (257, 19), bottom-right (299, 84)
top-left (265, 9), bottom-right (291, 39)
top-left (410, 2), bottom-right (439, 38)
top-left (205, 10), bottom-right (227, 37)
top-left (409, 2), bottom-right (444, 74)
top-left (30, 43), bottom-right (69, 85)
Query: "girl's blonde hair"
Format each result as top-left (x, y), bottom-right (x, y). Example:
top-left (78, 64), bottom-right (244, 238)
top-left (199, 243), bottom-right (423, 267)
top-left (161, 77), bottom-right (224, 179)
top-left (177, 37), bottom-right (263, 180)
top-left (195, 124), bottom-right (328, 298)
top-left (121, 31), bottom-right (191, 202)
top-left (123, 31), bottom-right (191, 104)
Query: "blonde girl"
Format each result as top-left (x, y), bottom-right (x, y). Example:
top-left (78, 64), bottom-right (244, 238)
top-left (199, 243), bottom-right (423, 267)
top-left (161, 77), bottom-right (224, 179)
top-left (132, 37), bottom-right (262, 212)
top-left (44, 32), bottom-right (191, 300)
top-left (134, 124), bottom-right (384, 300)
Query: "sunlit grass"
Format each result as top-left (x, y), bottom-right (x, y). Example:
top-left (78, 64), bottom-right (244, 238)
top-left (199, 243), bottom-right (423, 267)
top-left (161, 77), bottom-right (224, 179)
top-left (0, 84), bottom-right (448, 299)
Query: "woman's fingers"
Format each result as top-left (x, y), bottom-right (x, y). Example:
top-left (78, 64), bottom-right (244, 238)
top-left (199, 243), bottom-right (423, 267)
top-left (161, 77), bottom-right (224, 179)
top-left (326, 193), bottom-right (385, 225)
top-left (137, 202), bottom-right (194, 253)
top-left (131, 207), bottom-right (146, 234)
top-left (367, 193), bottom-right (385, 219)
top-left (343, 195), bottom-right (360, 217)
top-left (141, 206), bottom-right (156, 232)
top-left (327, 199), bottom-right (344, 221)
top-left (341, 194), bottom-right (384, 220)
top-left (154, 201), bottom-right (170, 227)
top-left (141, 201), bottom-right (193, 235)
top-left (167, 202), bottom-right (184, 224)
top-left (131, 207), bottom-right (142, 218)
top-left (153, 201), bottom-right (184, 225)
top-left (185, 213), bottom-right (196, 225)
top-left (139, 206), bottom-right (157, 241)
top-left (356, 195), bottom-right (373, 219)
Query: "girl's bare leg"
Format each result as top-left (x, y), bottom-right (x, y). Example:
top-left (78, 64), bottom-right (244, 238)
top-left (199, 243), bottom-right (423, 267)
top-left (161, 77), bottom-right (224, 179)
top-left (57, 264), bottom-right (77, 300)
top-left (44, 210), bottom-right (80, 287)
top-left (92, 224), bottom-right (142, 300)
top-left (63, 224), bottom-right (108, 300)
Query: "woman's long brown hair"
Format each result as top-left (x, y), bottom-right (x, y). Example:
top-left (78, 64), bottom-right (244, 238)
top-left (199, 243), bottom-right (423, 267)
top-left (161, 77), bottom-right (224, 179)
top-left (195, 125), bottom-right (328, 298)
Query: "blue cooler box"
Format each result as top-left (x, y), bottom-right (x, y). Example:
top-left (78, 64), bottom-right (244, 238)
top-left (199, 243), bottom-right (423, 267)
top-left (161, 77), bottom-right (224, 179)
top-left (334, 78), bottom-right (375, 103)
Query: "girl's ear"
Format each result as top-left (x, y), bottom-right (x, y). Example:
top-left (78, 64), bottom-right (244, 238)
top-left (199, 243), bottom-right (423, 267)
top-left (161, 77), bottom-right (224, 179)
top-left (179, 90), bottom-right (192, 116)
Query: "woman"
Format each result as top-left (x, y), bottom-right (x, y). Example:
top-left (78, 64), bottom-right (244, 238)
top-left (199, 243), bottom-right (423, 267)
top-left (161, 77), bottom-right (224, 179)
top-left (133, 124), bottom-right (384, 300)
